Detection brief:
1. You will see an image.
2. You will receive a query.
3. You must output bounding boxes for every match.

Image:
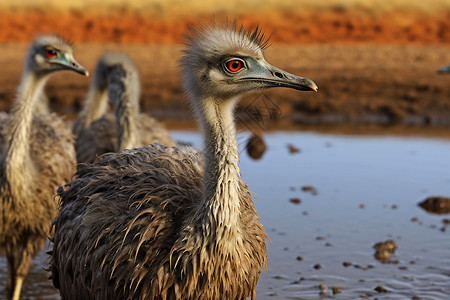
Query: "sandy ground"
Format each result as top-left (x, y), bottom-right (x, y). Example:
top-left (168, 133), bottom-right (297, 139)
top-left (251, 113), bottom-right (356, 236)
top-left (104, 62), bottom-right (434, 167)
top-left (0, 42), bottom-right (449, 128)
top-left (0, 7), bottom-right (450, 127)
top-left (1, 10), bottom-right (450, 44)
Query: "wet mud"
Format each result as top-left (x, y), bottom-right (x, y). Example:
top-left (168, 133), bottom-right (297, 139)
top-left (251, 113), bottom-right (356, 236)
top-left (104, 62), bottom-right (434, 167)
top-left (419, 196), bottom-right (450, 214)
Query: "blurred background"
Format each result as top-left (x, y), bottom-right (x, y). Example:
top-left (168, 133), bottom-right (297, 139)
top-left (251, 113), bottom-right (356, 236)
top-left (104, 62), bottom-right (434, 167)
top-left (2, 0), bottom-right (450, 43)
top-left (0, 0), bottom-right (450, 129)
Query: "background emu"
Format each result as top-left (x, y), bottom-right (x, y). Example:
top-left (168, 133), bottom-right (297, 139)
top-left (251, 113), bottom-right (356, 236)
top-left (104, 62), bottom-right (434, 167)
top-left (49, 22), bottom-right (317, 299)
top-left (73, 53), bottom-right (175, 165)
top-left (438, 64), bottom-right (450, 73)
top-left (0, 35), bottom-right (88, 300)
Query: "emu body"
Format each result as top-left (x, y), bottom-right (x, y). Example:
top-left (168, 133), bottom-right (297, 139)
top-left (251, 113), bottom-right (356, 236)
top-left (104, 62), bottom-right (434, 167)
top-left (74, 53), bottom-right (175, 165)
top-left (50, 23), bottom-right (317, 299)
top-left (0, 35), bottom-right (87, 300)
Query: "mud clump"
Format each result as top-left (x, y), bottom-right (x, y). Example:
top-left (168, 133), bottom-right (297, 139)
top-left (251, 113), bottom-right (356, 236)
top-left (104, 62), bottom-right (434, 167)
top-left (301, 185), bottom-right (318, 196)
top-left (373, 240), bottom-right (397, 263)
top-left (374, 285), bottom-right (390, 293)
top-left (246, 133), bottom-right (267, 160)
top-left (319, 284), bottom-right (328, 296)
top-left (289, 198), bottom-right (302, 205)
top-left (374, 250), bottom-right (391, 262)
top-left (287, 144), bottom-right (300, 154)
top-left (342, 261), bottom-right (352, 267)
top-left (418, 196), bottom-right (450, 214)
top-left (332, 285), bottom-right (342, 295)
top-left (374, 240), bottom-right (397, 253)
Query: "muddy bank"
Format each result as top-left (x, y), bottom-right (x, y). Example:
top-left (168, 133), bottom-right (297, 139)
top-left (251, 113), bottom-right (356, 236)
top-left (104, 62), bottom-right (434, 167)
top-left (1, 10), bottom-right (450, 44)
top-left (0, 43), bottom-right (449, 127)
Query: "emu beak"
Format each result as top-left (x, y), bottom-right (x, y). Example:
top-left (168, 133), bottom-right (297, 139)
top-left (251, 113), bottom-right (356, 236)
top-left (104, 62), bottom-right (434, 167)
top-left (264, 65), bottom-right (318, 92)
top-left (438, 64), bottom-right (450, 74)
top-left (237, 61), bottom-right (318, 92)
top-left (67, 58), bottom-right (89, 77)
top-left (57, 55), bottom-right (89, 77)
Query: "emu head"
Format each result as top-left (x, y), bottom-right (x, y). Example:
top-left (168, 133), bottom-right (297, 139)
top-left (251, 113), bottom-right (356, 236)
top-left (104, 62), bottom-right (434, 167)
top-left (179, 22), bottom-right (317, 103)
top-left (26, 35), bottom-right (88, 77)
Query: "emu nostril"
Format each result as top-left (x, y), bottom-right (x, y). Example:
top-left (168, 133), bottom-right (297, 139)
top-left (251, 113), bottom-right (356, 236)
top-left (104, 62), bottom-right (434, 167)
top-left (274, 72), bottom-right (284, 79)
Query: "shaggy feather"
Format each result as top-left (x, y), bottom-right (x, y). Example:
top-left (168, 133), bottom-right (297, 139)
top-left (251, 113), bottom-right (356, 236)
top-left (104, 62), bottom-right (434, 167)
top-left (50, 144), bottom-right (266, 299)
top-left (75, 113), bottom-right (176, 165)
top-left (0, 114), bottom-right (75, 249)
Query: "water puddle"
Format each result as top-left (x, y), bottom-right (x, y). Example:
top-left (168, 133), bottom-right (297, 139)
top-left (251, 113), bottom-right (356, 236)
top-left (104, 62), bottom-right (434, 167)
top-left (1, 130), bottom-right (449, 299)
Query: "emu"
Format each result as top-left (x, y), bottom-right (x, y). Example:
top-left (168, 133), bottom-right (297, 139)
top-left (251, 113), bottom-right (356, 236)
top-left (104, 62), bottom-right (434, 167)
top-left (0, 35), bottom-right (88, 300)
top-left (49, 22), bottom-right (317, 299)
top-left (438, 64), bottom-right (450, 73)
top-left (73, 53), bottom-right (175, 165)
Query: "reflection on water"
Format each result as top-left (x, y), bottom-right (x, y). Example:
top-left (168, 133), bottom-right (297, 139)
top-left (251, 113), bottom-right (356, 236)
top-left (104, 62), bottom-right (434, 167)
top-left (1, 131), bottom-right (449, 299)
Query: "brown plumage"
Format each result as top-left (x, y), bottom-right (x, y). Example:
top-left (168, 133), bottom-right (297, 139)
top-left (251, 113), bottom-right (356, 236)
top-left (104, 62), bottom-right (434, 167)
top-left (73, 53), bottom-right (175, 165)
top-left (49, 22), bottom-right (317, 299)
top-left (0, 35), bottom-right (88, 300)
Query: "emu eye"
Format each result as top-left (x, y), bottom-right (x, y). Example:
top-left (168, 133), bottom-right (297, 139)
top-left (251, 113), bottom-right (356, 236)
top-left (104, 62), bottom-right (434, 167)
top-left (45, 49), bottom-right (57, 58)
top-left (225, 59), bottom-right (244, 72)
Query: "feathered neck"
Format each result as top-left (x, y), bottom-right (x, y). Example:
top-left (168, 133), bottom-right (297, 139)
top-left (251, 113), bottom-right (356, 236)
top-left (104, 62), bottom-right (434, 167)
top-left (114, 92), bottom-right (140, 151)
top-left (78, 84), bottom-right (109, 130)
top-left (6, 71), bottom-right (48, 168)
top-left (109, 66), bottom-right (140, 151)
top-left (196, 95), bottom-right (242, 236)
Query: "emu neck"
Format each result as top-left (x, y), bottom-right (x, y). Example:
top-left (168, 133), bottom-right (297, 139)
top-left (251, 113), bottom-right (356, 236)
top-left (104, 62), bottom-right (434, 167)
top-left (199, 96), bottom-right (241, 231)
top-left (111, 73), bottom-right (140, 151)
top-left (79, 87), bottom-right (108, 129)
top-left (6, 72), bottom-right (47, 169)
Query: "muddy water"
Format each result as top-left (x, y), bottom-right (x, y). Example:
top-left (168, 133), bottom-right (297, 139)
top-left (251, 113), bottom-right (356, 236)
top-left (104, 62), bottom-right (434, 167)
top-left (1, 131), bottom-right (449, 299)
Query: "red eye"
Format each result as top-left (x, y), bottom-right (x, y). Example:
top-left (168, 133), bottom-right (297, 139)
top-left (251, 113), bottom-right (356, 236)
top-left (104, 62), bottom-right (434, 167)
top-left (45, 49), bottom-right (57, 58)
top-left (226, 60), bottom-right (243, 72)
